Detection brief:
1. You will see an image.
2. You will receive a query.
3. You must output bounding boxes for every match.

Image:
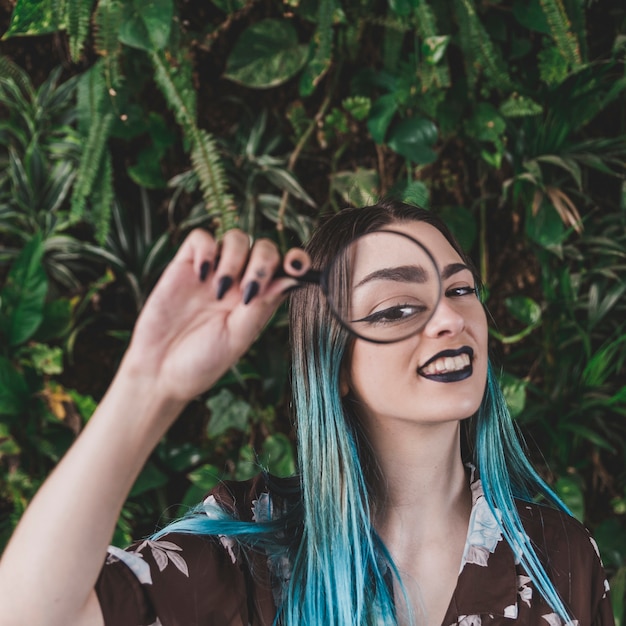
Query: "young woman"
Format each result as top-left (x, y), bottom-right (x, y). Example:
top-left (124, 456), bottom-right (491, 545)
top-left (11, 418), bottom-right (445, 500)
top-left (0, 201), bottom-right (613, 626)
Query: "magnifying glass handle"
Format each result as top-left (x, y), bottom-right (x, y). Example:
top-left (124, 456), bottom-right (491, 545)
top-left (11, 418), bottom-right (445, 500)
top-left (273, 266), bottom-right (322, 285)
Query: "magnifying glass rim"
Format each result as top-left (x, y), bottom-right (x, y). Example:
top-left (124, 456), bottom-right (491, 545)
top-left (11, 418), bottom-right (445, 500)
top-left (319, 228), bottom-right (443, 344)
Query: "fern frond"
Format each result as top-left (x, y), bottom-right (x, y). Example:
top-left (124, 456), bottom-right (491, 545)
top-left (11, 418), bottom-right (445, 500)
top-left (454, 0), bottom-right (513, 91)
top-left (152, 51), bottom-right (235, 235)
top-left (413, 3), bottom-right (450, 91)
top-left (192, 129), bottom-right (237, 234)
top-left (562, 0), bottom-right (587, 62)
top-left (539, 0), bottom-right (582, 67)
top-left (76, 60), bottom-right (107, 136)
top-left (67, 0), bottom-right (96, 62)
top-left (151, 50), bottom-right (197, 135)
top-left (70, 112), bottom-right (114, 221)
top-left (91, 150), bottom-right (114, 244)
top-left (0, 55), bottom-right (34, 100)
top-left (93, 0), bottom-right (124, 90)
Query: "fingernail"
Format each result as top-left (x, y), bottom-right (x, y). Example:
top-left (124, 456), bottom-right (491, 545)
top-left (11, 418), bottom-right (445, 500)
top-left (290, 259), bottom-right (303, 271)
top-left (199, 260), bottom-right (211, 282)
top-left (217, 276), bottom-right (233, 300)
top-left (243, 280), bottom-right (260, 305)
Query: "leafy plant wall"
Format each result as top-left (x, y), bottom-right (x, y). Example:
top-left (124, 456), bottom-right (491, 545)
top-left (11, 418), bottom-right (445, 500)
top-left (0, 0), bottom-right (625, 618)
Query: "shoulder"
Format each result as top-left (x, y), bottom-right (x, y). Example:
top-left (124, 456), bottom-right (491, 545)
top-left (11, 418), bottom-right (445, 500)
top-left (515, 500), bottom-right (612, 622)
top-left (207, 472), bottom-right (301, 521)
top-left (515, 499), bottom-right (603, 566)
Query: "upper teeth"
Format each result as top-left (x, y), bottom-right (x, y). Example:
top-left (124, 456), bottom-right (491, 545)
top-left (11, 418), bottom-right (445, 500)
top-left (421, 353), bottom-right (470, 376)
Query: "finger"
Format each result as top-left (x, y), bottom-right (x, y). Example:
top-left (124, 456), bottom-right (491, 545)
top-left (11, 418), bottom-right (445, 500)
top-left (239, 238), bottom-right (281, 305)
top-left (213, 229), bottom-right (251, 300)
top-left (283, 248), bottom-right (311, 278)
top-left (171, 229), bottom-right (219, 280)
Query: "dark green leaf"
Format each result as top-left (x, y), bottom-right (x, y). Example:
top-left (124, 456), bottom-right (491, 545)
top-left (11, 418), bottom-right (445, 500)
top-left (0, 233), bottom-right (47, 346)
top-left (3, 0), bottom-right (65, 38)
top-left (133, 0), bottom-right (173, 50)
top-left (387, 118), bottom-right (438, 164)
top-left (118, 3), bottom-right (152, 51)
top-left (438, 206), bottom-right (476, 251)
top-left (561, 423), bottom-right (616, 453)
top-left (504, 295), bottom-right (542, 325)
top-left (499, 371), bottom-right (528, 418)
top-left (512, 0), bottom-right (551, 34)
top-left (525, 202), bottom-right (565, 255)
top-left (258, 433), bottom-right (296, 477)
top-left (206, 389), bottom-right (252, 437)
top-left (367, 94), bottom-right (397, 144)
top-left (0, 356), bottom-right (29, 416)
top-left (33, 299), bottom-right (73, 342)
top-left (401, 181), bottom-right (430, 209)
top-left (224, 19), bottom-right (309, 89)
top-left (129, 461), bottom-right (169, 496)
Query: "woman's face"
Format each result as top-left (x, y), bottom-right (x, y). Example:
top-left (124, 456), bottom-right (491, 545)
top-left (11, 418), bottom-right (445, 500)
top-left (343, 220), bottom-right (488, 428)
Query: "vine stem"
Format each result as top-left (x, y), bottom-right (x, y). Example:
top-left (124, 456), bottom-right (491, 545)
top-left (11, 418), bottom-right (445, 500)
top-left (276, 89), bottom-right (334, 251)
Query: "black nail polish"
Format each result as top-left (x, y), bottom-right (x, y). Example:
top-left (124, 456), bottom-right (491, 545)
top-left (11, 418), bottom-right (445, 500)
top-left (290, 259), bottom-right (303, 271)
top-left (243, 280), bottom-right (260, 305)
top-left (217, 276), bottom-right (233, 300)
top-left (199, 260), bottom-right (211, 282)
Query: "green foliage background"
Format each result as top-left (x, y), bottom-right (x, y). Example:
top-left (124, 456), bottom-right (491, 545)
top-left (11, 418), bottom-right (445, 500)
top-left (0, 0), bottom-right (625, 619)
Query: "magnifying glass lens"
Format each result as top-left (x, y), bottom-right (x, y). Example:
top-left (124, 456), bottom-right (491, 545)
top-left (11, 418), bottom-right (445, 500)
top-left (324, 230), bottom-right (441, 343)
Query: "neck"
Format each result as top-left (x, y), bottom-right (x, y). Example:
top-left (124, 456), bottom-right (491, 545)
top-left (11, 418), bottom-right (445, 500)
top-left (361, 414), bottom-right (471, 542)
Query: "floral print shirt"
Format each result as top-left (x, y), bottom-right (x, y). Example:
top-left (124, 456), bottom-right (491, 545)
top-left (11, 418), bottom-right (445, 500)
top-left (96, 472), bottom-right (614, 626)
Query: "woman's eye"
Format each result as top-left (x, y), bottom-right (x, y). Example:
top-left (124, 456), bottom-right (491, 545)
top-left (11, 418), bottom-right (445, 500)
top-left (357, 304), bottom-right (427, 325)
top-left (446, 286), bottom-right (477, 298)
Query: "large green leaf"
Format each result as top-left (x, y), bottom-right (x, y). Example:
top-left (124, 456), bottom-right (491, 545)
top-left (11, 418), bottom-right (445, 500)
top-left (258, 433), bottom-right (295, 477)
top-left (224, 19), bottom-right (309, 89)
top-left (118, 2), bottom-right (152, 51)
top-left (206, 389), bottom-right (252, 437)
top-left (3, 0), bottom-right (65, 38)
top-left (0, 233), bottom-right (47, 346)
top-left (33, 299), bottom-right (73, 343)
top-left (135, 0), bottom-right (173, 50)
top-left (525, 202), bottom-right (565, 255)
top-left (504, 295), bottom-right (542, 326)
top-left (367, 94), bottom-right (397, 144)
top-left (512, 0), bottom-right (551, 34)
top-left (499, 371), bottom-right (528, 418)
top-left (387, 118), bottom-right (438, 164)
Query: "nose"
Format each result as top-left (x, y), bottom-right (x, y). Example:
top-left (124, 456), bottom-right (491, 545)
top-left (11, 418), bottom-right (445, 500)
top-left (422, 296), bottom-right (465, 338)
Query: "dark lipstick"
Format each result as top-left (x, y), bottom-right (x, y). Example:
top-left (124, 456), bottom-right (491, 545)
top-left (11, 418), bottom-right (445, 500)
top-left (417, 347), bottom-right (473, 383)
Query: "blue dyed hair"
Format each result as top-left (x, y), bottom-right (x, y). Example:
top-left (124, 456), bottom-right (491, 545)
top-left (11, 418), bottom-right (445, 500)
top-left (155, 200), bottom-right (574, 624)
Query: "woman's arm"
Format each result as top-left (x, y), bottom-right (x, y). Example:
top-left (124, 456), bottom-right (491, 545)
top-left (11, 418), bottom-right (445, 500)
top-left (0, 229), bottom-right (306, 626)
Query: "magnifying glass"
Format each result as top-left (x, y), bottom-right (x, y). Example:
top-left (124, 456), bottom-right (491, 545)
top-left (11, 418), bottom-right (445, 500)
top-left (284, 230), bottom-right (442, 344)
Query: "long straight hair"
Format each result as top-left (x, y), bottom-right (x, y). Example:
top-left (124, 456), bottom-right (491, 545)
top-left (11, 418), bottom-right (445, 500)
top-left (156, 200), bottom-right (573, 624)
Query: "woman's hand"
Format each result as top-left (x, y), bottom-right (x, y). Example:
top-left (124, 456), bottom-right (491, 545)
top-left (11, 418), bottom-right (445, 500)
top-left (121, 228), bottom-right (309, 404)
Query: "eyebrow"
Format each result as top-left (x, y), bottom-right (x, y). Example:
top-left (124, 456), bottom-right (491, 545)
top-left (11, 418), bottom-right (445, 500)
top-left (354, 262), bottom-right (472, 289)
top-left (442, 262), bottom-right (472, 280)
top-left (354, 265), bottom-right (428, 288)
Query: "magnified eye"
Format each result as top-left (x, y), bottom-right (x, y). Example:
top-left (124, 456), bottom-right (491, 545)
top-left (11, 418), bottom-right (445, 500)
top-left (354, 303), bottom-right (428, 325)
top-left (446, 286), bottom-right (477, 298)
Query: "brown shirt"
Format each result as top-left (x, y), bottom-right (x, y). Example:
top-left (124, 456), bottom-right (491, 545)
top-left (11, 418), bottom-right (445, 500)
top-left (96, 472), bottom-right (614, 626)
